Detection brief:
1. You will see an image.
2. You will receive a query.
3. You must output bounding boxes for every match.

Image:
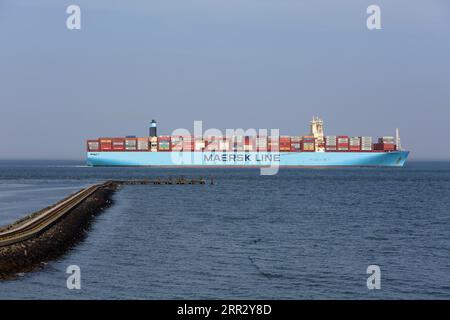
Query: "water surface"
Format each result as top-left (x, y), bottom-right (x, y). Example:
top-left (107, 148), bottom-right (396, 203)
top-left (0, 160), bottom-right (449, 299)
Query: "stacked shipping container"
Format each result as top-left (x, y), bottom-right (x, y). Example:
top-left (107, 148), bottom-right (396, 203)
top-left (290, 136), bottom-right (301, 152)
top-left (349, 137), bottom-right (361, 151)
top-left (374, 136), bottom-right (396, 151)
top-left (361, 136), bottom-right (372, 151)
top-left (158, 136), bottom-right (171, 151)
top-left (171, 136), bottom-right (183, 151)
top-left (125, 138), bottom-right (137, 151)
top-left (137, 138), bottom-right (149, 151)
top-left (301, 136), bottom-right (315, 152)
top-left (337, 136), bottom-right (349, 151)
top-left (279, 136), bottom-right (291, 152)
top-left (88, 135), bottom-right (395, 152)
top-left (268, 137), bottom-right (279, 151)
top-left (256, 136), bottom-right (267, 151)
top-left (182, 136), bottom-right (193, 151)
top-left (325, 135), bottom-right (337, 151)
top-left (87, 140), bottom-right (100, 151)
top-left (112, 138), bottom-right (125, 151)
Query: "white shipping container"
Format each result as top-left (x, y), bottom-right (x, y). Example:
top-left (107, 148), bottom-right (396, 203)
top-left (350, 138), bottom-right (360, 146)
top-left (88, 142), bottom-right (99, 150)
top-left (137, 141), bottom-right (148, 150)
top-left (219, 142), bottom-right (229, 150)
top-left (195, 142), bottom-right (205, 150)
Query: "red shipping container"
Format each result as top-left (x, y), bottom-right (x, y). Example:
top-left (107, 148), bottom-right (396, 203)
top-left (99, 138), bottom-right (112, 151)
top-left (111, 138), bottom-right (125, 151)
top-left (374, 143), bottom-right (396, 151)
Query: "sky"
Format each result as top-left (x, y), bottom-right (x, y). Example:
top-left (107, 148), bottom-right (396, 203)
top-left (0, 0), bottom-right (449, 160)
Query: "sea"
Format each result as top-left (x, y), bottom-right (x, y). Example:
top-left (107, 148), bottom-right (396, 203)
top-left (0, 160), bottom-right (449, 299)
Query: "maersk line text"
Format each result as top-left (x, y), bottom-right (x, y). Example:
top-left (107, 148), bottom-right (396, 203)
top-left (203, 153), bottom-right (280, 162)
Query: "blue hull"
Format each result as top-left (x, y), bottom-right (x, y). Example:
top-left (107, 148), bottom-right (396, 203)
top-left (87, 151), bottom-right (409, 167)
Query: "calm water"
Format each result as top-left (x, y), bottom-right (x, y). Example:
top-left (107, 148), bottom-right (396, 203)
top-left (0, 160), bottom-right (449, 299)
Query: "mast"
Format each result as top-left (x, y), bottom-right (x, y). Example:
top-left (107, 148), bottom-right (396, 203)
top-left (396, 128), bottom-right (402, 151)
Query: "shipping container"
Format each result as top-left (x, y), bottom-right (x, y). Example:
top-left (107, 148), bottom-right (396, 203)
top-left (158, 136), bottom-right (171, 151)
top-left (137, 138), bottom-right (149, 151)
top-left (205, 136), bottom-right (225, 150)
top-left (325, 136), bottom-right (337, 146)
top-left (99, 138), bottom-right (112, 151)
top-left (182, 143), bottom-right (194, 151)
top-left (290, 142), bottom-right (301, 148)
top-left (125, 138), bottom-right (137, 151)
top-left (87, 140), bottom-right (99, 151)
top-left (374, 143), bottom-right (396, 151)
top-left (194, 142), bottom-right (205, 151)
top-left (268, 136), bottom-right (279, 151)
top-left (379, 137), bottom-right (395, 145)
top-left (349, 137), bottom-right (361, 146)
top-left (301, 141), bottom-right (315, 151)
top-left (230, 136), bottom-right (244, 151)
top-left (337, 136), bottom-right (349, 144)
top-left (219, 141), bottom-right (230, 151)
top-left (171, 136), bottom-right (183, 151)
top-left (112, 138), bottom-right (125, 151)
top-left (256, 136), bottom-right (268, 151)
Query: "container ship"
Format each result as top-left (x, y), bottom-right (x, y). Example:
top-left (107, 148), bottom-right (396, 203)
top-left (86, 117), bottom-right (409, 167)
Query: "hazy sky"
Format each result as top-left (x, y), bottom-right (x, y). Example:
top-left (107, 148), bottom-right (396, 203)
top-left (1, 0), bottom-right (449, 160)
